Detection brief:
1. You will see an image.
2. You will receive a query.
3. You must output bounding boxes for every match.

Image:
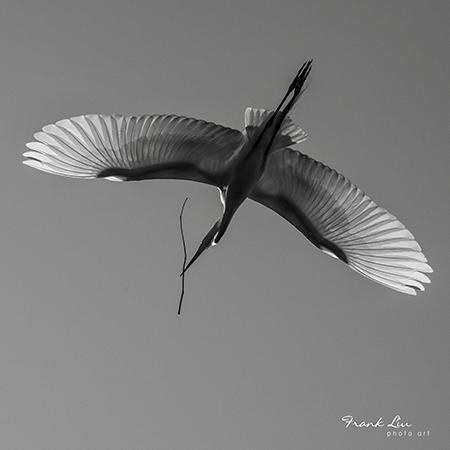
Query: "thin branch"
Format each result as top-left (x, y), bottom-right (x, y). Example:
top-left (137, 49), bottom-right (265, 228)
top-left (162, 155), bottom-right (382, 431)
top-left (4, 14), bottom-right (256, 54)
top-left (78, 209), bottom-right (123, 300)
top-left (178, 198), bottom-right (188, 315)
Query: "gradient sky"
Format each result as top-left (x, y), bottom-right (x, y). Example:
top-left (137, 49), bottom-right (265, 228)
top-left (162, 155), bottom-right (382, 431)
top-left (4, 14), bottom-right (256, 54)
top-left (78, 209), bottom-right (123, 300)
top-left (1, 1), bottom-right (449, 449)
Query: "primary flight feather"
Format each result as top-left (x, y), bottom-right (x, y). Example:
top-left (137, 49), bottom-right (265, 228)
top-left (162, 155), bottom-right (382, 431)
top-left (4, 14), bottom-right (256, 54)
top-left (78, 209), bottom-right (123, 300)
top-left (23, 62), bottom-right (432, 295)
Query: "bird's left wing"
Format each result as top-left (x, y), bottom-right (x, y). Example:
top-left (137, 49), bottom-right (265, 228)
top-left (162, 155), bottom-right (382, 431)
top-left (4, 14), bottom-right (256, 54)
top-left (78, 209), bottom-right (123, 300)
top-left (249, 148), bottom-right (432, 295)
top-left (24, 114), bottom-right (245, 187)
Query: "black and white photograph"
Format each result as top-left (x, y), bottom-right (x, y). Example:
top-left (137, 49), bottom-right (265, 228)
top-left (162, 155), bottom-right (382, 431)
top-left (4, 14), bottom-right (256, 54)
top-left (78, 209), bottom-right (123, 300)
top-left (1, 1), bottom-right (448, 449)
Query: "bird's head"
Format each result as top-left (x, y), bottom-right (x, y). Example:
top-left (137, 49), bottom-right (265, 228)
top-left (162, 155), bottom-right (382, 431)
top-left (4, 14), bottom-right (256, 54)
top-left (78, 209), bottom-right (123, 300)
top-left (181, 219), bottom-right (221, 275)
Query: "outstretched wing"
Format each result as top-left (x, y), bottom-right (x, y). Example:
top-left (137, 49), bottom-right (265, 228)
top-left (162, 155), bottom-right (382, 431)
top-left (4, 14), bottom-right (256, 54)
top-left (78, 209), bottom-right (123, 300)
top-left (24, 114), bottom-right (245, 187)
top-left (250, 148), bottom-right (432, 295)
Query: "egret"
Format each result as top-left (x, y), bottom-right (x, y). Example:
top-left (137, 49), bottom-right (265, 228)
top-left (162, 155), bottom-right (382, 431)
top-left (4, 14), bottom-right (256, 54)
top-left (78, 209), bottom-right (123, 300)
top-left (23, 61), bottom-right (432, 295)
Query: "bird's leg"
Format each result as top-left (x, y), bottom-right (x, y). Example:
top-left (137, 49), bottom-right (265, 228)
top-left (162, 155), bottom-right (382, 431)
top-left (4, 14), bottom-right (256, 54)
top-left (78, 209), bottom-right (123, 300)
top-left (265, 60), bottom-right (312, 129)
top-left (180, 219), bottom-right (221, 275)
top-left (259, 61), bottom-right (312, 158)
top-left (249, 61), bottom-right (312, 159)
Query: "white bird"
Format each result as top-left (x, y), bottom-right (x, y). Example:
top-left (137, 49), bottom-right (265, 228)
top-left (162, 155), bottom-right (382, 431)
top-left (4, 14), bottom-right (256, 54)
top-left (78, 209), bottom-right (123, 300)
top-left (23, 61), bottom-right (432, 295)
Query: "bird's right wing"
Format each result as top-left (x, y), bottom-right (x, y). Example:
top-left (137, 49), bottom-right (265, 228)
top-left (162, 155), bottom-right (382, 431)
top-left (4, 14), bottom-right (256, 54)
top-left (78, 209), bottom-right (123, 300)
top-left (24, 114), bottom-right (245, 187)
top-left (250, 148), bottom-right (432, 295)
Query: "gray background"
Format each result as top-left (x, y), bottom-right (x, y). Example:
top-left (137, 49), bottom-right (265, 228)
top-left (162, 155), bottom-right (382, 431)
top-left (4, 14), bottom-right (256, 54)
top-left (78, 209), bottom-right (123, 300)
top-left (1, 1), bottom-right (449, 449)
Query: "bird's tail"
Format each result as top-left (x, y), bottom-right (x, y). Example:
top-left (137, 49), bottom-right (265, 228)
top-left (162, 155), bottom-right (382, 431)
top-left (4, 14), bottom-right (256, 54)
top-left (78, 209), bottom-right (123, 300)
top-left (244, 107), bottom-right (308, 150)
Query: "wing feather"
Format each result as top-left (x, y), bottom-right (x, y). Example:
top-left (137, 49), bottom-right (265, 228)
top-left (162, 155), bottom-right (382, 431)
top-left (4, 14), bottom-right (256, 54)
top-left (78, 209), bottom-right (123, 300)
top-left (250, 148), bottom-right (432, 295)
top-left (24, 114), bottom-right (245, 186)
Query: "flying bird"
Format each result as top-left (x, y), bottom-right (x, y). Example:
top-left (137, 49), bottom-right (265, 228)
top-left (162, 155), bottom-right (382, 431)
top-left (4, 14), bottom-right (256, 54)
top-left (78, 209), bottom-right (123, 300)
top-left (23, 61), bottom-right (432, 295)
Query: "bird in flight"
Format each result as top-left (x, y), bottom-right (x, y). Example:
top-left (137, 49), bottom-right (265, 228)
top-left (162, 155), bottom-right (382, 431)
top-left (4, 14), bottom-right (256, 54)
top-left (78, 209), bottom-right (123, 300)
top-left (23, 61), bottom-right (432, 295)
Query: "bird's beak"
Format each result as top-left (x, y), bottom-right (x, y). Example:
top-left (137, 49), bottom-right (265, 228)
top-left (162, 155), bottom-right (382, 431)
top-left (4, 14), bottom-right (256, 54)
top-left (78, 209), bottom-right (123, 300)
top-left (180, 219), bottom-right (220, 275)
